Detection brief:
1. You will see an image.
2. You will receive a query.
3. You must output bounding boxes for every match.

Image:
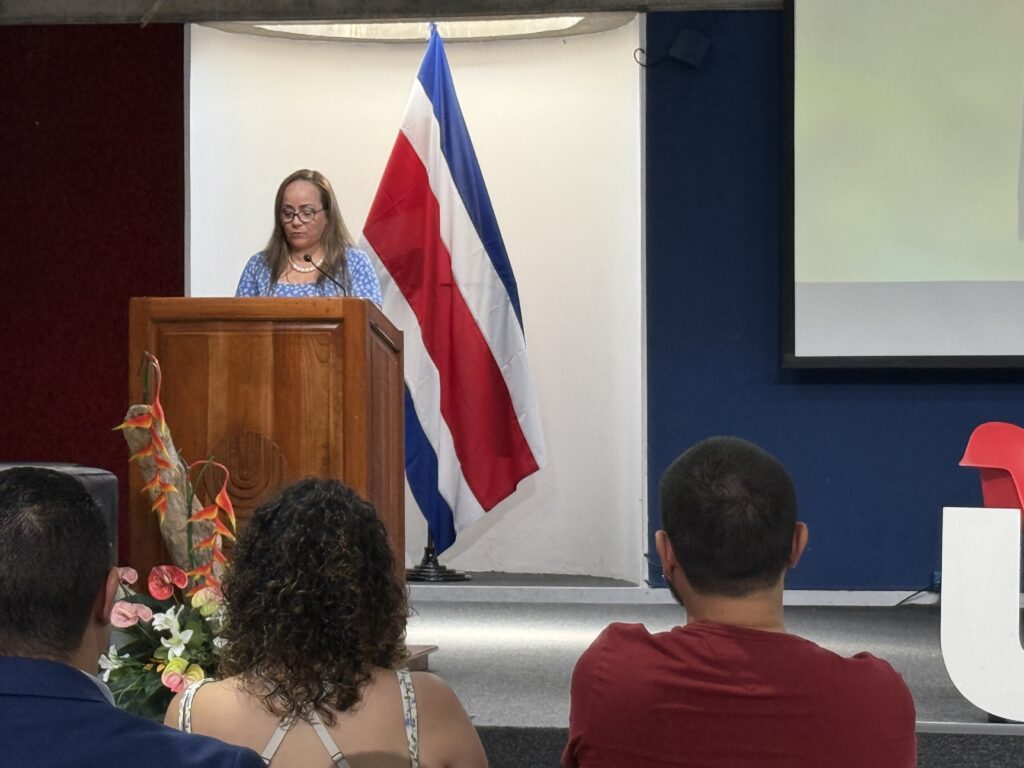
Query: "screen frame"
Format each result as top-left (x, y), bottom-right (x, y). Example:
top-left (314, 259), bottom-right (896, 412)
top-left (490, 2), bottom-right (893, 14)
top-left (781, 0), bottom-right (1024, 370)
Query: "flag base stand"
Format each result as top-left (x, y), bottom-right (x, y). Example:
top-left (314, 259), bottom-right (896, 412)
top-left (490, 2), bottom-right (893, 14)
top-left (407, 532), bottom-right (471, 582)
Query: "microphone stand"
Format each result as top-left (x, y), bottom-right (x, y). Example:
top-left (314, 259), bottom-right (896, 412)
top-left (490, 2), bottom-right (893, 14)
top-left (303, 254), bottom-right (347, 294)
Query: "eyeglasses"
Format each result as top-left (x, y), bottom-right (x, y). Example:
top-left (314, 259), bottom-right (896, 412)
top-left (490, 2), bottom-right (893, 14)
top-left (280, 206), bottom-right (324, 224)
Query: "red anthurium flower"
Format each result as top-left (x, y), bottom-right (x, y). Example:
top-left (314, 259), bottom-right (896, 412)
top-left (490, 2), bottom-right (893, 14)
top-left (148, 565), bottom-right (188, 600)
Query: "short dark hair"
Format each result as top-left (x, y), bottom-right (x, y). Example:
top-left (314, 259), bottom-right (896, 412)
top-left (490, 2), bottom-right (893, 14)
top-left (218, 478), bottom-right (407, 726)
top-left (0, 467), bottom-right (112, 658)
top-left (659, 436), bottom-right (797, 597)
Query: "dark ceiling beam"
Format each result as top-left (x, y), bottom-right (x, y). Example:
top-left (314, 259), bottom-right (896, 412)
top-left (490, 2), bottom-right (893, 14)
top-left (2, 0), bottom-right (781, 25)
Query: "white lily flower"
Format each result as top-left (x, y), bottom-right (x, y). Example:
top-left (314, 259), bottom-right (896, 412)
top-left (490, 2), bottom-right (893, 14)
top-left (98, 644), bottom-right (126, 682)
top-left (151, 605), bottom-right (182, 634)
top-left (161, 627), bottom-right (194, 659)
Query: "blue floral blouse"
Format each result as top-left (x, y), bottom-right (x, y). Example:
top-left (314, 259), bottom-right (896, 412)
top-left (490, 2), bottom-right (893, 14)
top-left (234, 248), bottom-right (383, 307)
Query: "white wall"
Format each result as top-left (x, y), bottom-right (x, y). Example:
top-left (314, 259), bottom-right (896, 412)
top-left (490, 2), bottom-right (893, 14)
top-left (188, 20), bottom-right (644, 580)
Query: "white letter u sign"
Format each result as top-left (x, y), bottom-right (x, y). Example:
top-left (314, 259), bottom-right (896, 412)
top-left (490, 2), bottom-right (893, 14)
top-left (941, 506), bottom-right (1024, 721)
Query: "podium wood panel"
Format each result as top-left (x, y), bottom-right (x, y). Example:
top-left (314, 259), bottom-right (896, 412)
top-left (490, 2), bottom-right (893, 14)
top-left (128, 298), bottom-right (404, 580)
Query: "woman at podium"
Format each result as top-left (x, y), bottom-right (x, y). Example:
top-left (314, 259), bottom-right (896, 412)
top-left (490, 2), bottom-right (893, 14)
top-left (235, 169), bottom-right (383, 305)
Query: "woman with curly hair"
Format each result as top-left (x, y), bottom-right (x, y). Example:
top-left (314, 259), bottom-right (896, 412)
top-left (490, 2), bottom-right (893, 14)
top-left (165, 478), bottom-right (487, 768)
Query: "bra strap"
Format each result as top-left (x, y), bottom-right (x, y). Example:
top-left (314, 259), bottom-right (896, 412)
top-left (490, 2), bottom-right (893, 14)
top-left (308, 710), bottom-right (351, 767)
top-left (396, 668), bottom-right (420, 767)
top-left (178, 678), bottom-right (214, 733)
top-left (260, 717), bottom-right (295, 766)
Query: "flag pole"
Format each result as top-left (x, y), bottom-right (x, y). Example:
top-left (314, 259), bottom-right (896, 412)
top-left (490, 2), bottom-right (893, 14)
top-left (407, 529), bottom-right (471, 582)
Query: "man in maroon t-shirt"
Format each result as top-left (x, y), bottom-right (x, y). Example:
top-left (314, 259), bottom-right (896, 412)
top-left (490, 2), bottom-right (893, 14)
top-left (563, 436), bottom-right (916, 768)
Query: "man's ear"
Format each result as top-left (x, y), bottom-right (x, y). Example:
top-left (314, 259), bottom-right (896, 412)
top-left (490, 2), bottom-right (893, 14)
top-left (789, 522), bottom-right (809, 568)
top-left (655, 530), bottom-right (679, 579)
top-left (94, 567), bottom-right (119, 626)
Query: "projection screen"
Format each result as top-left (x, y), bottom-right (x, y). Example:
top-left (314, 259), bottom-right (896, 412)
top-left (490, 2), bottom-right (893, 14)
top-left (788, 0), bottom-right (1024, 366)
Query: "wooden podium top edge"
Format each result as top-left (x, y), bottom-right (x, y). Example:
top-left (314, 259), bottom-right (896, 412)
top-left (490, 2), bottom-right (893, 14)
top-left (131, 296), bottom-right (367, 316)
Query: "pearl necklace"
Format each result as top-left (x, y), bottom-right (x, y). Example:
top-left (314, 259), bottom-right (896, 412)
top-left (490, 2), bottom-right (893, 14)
top-left (288, 254), bottom-right (322, 273)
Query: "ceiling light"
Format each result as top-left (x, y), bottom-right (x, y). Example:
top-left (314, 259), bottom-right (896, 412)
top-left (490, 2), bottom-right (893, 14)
top-left (207, 14), bottom-right (634, 44)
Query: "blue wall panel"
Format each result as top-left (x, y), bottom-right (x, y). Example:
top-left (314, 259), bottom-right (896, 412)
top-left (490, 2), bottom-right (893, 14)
top-left (644, 11), bottom-right (1024, 589)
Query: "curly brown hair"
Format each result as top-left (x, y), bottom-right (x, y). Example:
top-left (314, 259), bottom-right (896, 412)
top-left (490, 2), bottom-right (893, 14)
top-left (217, 478), bottom-right (407, 724)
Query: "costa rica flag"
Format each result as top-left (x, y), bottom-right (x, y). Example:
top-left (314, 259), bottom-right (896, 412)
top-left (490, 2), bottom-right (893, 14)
top-left (361, 26), bottom-right (547, 553)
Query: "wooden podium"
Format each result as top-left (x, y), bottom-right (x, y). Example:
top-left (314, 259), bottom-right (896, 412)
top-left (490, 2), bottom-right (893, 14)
top-left (127, 297), bottom-right (404, 579)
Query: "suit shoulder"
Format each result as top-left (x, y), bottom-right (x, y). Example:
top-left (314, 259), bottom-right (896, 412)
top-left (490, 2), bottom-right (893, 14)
top-left (108, 708), bottom-right (263, 767)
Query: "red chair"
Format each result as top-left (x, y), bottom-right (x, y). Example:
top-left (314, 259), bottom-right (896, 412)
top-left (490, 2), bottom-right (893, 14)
top-left (960, 421), bottom-right (1024, 527)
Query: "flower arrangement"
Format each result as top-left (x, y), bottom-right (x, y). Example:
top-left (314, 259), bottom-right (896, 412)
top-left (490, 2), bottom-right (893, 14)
top-left (100, 353), bottom-right (237, 719)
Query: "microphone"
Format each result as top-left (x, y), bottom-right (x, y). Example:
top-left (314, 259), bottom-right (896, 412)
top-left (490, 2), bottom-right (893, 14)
top-left (304, 254), bottom-right (347, 296)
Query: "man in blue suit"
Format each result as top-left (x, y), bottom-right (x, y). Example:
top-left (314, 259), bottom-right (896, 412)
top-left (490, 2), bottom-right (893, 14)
top-left (0, 467), bottom-right (263, 768)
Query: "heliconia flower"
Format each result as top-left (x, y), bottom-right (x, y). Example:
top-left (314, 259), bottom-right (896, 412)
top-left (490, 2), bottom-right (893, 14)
top-left (149, 430), bottom-right (170, 458)
top-left (186, 563), bottom-right (214, 596)
top-left (212, 548), bottom-right (228, 565)
top-left (141, 475), bottom-right (178, 495)
top-left (110, 601), bottom-right (154, 628)
top-left (187, 568), bottom-right (223, 598)
top-left (151, 495), bottom-right (169, 521)
top-left (116, 566), bottom-right (138, 585)
top-left (129, 446), bottom-right (154, 464)
top-left (114, 410), bottom-right (154, 431)
top-left (144, 353), bottom-right (168, 434)
top-left (187, 460), bottom-right (236, 531)
top-left (148, 565), bottom-right (188, 600)
top-left (212, 517), bottom-right (236, 542)
top-left (188, 504), bottom-right (220, 523)
top-left (214, 485), bottom-right (237, 532)
top-left (188, 562), bottom-right (213, 579)
top-left (152, 452), bottom-right (175, 471)
top-left (192, 532), bottom-right (219, 551)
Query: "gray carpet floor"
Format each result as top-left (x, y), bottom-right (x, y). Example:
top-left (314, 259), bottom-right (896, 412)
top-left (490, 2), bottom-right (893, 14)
top-left (405, 602), bottom-right (984, 727)
top-left (407, 601), bottom-right (1024, 765)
